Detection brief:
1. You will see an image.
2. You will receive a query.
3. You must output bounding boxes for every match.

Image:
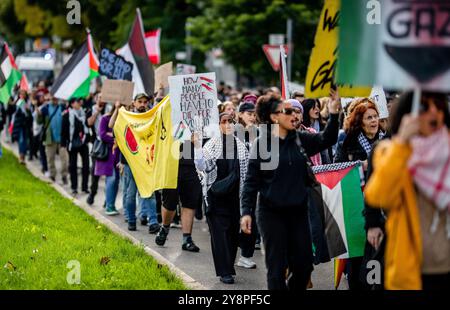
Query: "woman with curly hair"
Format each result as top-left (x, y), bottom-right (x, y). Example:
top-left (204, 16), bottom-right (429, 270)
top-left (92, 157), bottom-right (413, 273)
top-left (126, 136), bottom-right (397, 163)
top-left (240, 91), bottom-right (341, 290)
top-left (334, 98), bottom-right (384, 173)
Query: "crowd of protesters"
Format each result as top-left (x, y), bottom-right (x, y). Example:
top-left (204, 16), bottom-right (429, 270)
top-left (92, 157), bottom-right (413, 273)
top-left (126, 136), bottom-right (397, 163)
top-left (1, 80), bottom-right (449, 290)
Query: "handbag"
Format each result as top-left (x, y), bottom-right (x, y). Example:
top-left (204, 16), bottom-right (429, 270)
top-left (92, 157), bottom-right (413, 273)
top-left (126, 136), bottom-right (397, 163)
top-left (209, 159), bottom-right (239, 196)
top-left (90, 138), bottom-right (109, 161)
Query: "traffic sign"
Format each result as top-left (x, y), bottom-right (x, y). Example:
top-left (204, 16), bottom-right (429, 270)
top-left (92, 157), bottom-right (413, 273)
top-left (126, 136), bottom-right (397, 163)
top-left (262, 44), bottom-right (289, 72)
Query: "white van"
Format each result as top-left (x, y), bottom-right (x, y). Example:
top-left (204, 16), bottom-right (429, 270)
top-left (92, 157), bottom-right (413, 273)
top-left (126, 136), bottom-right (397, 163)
top-left (16, 51), bottom-right (55, 88)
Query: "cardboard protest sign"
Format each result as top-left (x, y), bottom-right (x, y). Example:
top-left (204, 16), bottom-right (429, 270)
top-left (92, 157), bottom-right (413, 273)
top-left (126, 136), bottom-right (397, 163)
top-left (370, 86), bottom-right (389, 119)
top-left (338, 0), bottom-right (450, 92)
top-left (101, 79), bottom-right (134, 106)
top-left (99, 47), bottom-right (133, 81)
top-left (168, 72), bottom-right (220, 141)
top-left (305, 0), bottom-right (371, 98)
top-left (154, 62), bottom-right (173, 92)
top-left (176, 64), bottom-right (196, 75)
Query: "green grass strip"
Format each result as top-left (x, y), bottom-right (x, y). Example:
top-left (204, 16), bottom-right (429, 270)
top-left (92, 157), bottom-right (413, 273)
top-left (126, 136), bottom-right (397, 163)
top-left (0, 149), bottom-right (186, 290)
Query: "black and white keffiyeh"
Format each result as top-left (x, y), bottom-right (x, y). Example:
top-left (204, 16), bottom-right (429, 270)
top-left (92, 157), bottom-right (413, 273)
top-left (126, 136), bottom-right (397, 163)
top-left (358, 131), bottom-right (385, 156)
top-left (196, 135), bottom-right (249, 209)
top-left (312, 161), bottom-right (365, 187)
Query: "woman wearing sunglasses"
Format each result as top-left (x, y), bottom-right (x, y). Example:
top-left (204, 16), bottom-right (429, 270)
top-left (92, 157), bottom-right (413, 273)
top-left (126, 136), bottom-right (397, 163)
top-left (240, 91), bottom-right (341, 290)
top-left (365, 92), bottom-right (450, 290)
top-left (194, 112), bottom-right (249, 284)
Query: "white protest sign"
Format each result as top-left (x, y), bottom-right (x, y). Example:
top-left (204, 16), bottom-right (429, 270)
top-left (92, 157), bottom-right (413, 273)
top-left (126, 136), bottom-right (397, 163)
top-left (370, 86), bottom-right (389, 119)
top-left (168, 72), bottom-right (220, 141)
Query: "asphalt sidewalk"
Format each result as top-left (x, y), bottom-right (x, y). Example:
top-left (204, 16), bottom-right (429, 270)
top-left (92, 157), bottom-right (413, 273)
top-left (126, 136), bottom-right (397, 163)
top-left (1, 137), bottom-right (347, 290)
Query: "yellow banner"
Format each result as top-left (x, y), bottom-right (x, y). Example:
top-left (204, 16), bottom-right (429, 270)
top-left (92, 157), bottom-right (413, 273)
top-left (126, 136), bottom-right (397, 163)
top-left (113, 96), bottom-right (180, 198)
top-left (305, 0), bottom-right (371, 98)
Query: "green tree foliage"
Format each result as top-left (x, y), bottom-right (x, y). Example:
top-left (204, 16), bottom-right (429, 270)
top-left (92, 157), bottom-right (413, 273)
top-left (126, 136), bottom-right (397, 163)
top-left (187, 0), bottom-right (322, 84)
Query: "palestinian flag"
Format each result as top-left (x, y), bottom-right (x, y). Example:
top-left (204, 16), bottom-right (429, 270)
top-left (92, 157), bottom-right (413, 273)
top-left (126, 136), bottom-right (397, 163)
top-left (118, 8), bottom-right (155, 97)
top-left (51, 33), bottom-right (99, 100)
top-left (312, 162), bottom-right (366, 259)
top-left (0, 42), bottom-right (22, 105)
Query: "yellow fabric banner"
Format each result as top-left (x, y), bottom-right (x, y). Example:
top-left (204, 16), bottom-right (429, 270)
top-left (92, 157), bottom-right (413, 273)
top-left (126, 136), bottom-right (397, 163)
top-left (305, 0), bottom-right (371, 98)
top-left (113, 96), bottom-right (180, 198)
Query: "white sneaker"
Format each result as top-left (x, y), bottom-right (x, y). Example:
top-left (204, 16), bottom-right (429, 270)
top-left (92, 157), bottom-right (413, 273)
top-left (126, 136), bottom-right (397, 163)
top-left (236, 256), bottom-right (256, 269)
top-left (44, 171), bottom-right (51, 178)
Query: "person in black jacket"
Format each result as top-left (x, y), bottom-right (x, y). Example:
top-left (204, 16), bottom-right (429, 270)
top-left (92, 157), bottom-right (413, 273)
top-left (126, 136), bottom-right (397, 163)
top-left (195, 112), bottom-right (249, 284)
top-left (240, 92), bottom-right (341, 290)
top-left (61, 98), bottom-right (90, 195)
top-left (333, 98), bottom-right (385, 290)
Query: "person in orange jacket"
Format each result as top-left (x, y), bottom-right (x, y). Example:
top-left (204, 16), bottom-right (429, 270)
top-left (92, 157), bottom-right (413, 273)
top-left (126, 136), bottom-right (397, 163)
top-left (365, 91), bottom-right (450, 290)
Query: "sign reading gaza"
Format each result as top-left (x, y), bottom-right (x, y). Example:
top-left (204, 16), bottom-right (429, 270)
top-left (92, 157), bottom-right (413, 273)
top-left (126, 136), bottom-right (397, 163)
top-left (168, 72), bottom-right (220, 141)
top-left (379, 0), bottom-right (450, 89)
top-left (99, 47), bottom-right (133, 81)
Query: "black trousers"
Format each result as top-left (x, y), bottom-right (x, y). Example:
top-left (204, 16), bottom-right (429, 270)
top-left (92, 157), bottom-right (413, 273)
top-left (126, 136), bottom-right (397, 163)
top-left (206, 211), bottom-right (240, 277)
top-left (239, 208), bottom-right (257, 258)
top-left (257, 206), bottom-right (313, 290)
top-left (69, 145), bottom-right (89, 191)
top-left (89, 156), bottom-right (100, 196)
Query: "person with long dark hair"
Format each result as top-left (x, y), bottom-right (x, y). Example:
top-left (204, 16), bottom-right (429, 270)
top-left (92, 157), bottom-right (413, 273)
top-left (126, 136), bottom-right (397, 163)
top-left (365, 91), bottom-right (450, 290)
top-left (240, 91), bottom-right (341, 290)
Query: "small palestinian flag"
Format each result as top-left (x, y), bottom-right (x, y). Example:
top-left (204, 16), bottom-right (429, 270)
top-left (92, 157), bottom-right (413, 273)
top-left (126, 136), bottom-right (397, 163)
top-left (0, 42), bottom-right (22, 105)
top-left (51, 32), bottom-right (99, 100)
top-left (312, 162), bottom-right (366, 259)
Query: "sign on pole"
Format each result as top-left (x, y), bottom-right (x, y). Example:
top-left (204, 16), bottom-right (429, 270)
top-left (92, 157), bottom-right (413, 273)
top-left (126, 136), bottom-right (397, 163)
top-left (168, 72), bottom-right (220, 141)
top-left (99, 47), bottom-right (133, 81)
top-left (370, 86), bottom-right (389, 119)
top-left (101, 79), bottom-right (135, 106)
top-left (263, 44), bottom-right (289, 72)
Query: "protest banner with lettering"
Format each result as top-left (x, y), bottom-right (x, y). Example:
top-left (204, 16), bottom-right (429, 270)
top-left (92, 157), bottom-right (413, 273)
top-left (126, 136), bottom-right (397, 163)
top-left (370, 86), bottom-right (389, 119)
top-left (305, 0), bottom-right (371, 98)
top-left (99, 47), bottom-right (133, 81)
top-left (338, 0), bottom-right (450, 92)
top-left (113, 96), bottom-right (180, 197)
top-left (101, 79), bottom-right (134, 106)
top-left (155, 61), bottom-right (173, 92)
top-left (168, 72), bottom-right (220, 141)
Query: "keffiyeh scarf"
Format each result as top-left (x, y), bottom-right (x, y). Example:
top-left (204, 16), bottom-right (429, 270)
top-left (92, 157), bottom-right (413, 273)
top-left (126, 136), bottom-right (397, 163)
top-left (408, 127), bottom-right (450, 238)
top-left (197, 135), bottom-right (249, 210)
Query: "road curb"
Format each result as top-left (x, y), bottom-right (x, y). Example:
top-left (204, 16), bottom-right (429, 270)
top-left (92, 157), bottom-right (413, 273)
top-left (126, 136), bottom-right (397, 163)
top-left (2, 141), bottom-right (206, 290)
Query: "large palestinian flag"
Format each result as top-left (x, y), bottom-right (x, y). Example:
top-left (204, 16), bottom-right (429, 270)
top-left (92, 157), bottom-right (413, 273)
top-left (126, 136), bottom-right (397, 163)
top-left (312, 162), bottom-right (366, 259)
top-left (0, 42), bottom-right (22, 105)
top-left (51, 33), bottom-right (99, 100)
top-left (118, 8), bottom-right (155, 97)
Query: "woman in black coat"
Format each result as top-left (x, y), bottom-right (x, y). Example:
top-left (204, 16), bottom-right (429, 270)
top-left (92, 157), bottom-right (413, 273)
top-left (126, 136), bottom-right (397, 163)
top-left (240, 92), bottom-right (341, 290)
top-left (195, 113), bottom-right (249, 284)
top-left (333, 98), bottom-right (385, 290)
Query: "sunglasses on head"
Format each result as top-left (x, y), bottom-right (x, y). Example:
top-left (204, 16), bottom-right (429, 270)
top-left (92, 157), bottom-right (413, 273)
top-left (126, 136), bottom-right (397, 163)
top-left (220, 118), bottom-right (234, 124)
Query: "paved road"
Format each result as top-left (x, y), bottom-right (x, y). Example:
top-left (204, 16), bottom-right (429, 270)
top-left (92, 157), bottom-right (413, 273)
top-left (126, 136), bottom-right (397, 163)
top-left (2, 138), bottom-right (347, 290)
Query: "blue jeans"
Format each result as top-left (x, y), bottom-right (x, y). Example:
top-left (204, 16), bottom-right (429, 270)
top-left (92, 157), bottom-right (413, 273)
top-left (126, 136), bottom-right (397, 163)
top-left (122, 164), bottom-right (157, 225)
top-left (18, 128), bottom-right (27, 156)
top-left (105, 169), bottom-right (120, 208)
